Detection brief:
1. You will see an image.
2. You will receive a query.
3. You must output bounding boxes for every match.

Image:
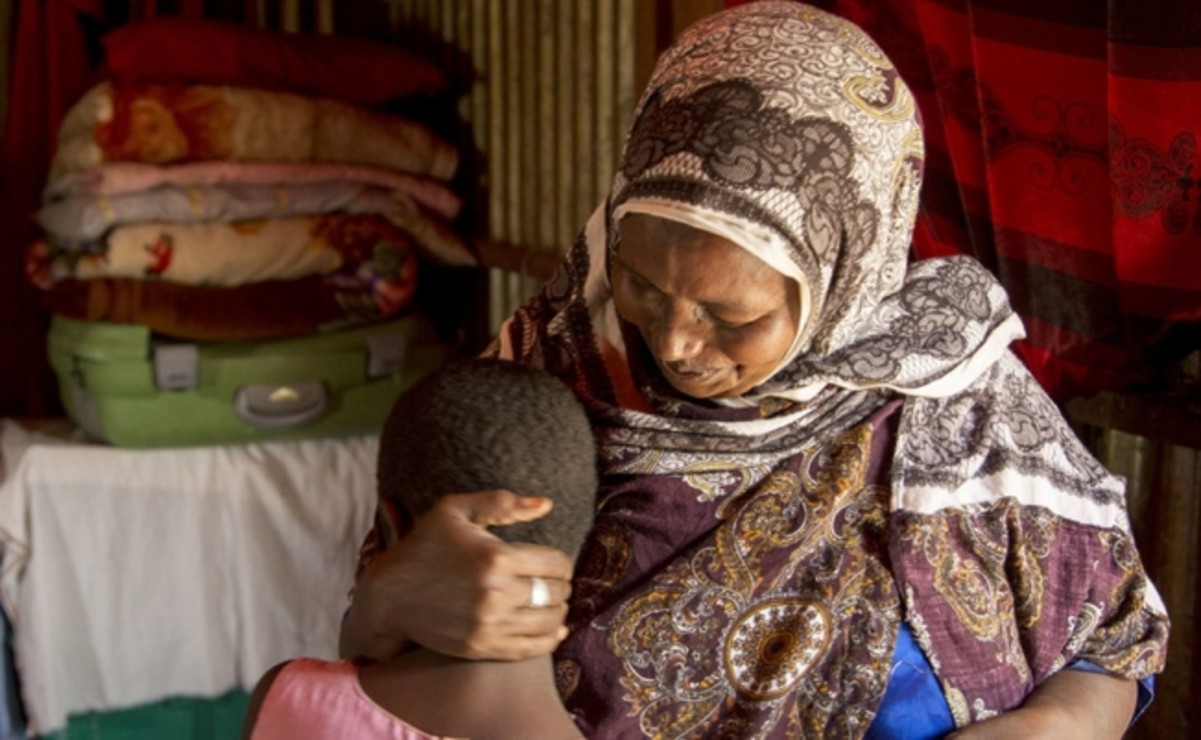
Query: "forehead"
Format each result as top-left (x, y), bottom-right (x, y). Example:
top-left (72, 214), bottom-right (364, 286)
top-left (615, 214), bottom-right (790, 305)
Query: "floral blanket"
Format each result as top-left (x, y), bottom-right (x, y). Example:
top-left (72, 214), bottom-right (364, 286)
top-left (42, 251), bottom-right (419, 343)
top-left (37, 182), bottom-right (474, 267)
top-left (50, 82), bottom-right (459, 182)
top-left (30, 213), bottom-right (423, 288)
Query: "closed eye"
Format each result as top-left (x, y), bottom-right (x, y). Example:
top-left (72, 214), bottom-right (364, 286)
top-left (710, 314), bottom-right (752, 329)
top-left (616, 260), bottom-right (662, 296)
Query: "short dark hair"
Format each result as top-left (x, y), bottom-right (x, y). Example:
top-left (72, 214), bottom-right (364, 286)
top-left (377, 357), bottom-right (597, 558)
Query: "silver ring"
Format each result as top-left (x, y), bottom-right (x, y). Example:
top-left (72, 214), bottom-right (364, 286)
top-left (528, 576), bottom-right (551, 608)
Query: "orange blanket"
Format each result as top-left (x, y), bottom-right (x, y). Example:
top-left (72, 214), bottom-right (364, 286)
top-left (51, 82), bottom-right (459, 182)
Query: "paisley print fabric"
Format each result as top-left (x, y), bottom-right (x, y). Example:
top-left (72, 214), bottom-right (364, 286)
top-left (480, 2), bottom-right (1168, 736)
top-left (555, 409), bottom-right (901, 739)
top-left (890, 353), bottom-right (1168, 723)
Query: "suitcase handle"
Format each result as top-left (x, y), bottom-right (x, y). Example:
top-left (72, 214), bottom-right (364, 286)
top-left (233, 381), bottom-right (328, 429)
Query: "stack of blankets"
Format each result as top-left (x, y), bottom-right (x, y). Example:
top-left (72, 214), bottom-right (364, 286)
top-left (26, 17), bottom-right (475, 343)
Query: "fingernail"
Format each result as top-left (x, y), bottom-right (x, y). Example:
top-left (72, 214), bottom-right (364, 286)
top-left (519, 496), bottom-right (548, 508)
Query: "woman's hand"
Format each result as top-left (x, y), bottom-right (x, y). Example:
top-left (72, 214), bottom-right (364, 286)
top-left (946, 669), bottom-right (1137, 739)
top-left (339, 489), bottom-right (576, 664)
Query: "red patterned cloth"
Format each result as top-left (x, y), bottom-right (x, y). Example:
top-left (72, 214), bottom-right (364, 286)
top-left (0, 1), bottom-right (103, 416)
top-left (0, 1), bottom-right (205, 417)
top-left (729, 0), bottom-right (1201, 400)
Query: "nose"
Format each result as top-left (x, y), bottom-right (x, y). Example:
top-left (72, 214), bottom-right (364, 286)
top-left (652, 303), bottom-right (705, 362)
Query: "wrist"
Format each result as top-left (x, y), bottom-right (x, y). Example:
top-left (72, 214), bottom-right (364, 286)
top-left (340, 563), bottom-right (413, 663)
top-left (361, 563), bottom-right (413, 648)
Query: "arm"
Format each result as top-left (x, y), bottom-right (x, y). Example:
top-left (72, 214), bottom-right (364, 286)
top-left (338, 489), bottom-right (576, 663)
top-left (947, 669), bottom-right (1137, 740)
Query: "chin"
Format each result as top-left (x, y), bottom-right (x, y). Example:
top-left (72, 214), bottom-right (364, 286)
top-left (668, 373), bottom-right (739, 399)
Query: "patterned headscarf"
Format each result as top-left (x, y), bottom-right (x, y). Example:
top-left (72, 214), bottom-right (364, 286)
top-left (492, 3), bottom-right (1166, 736)
top-left (495, 0), bottom-right (1022, 431)
top-left (610, 1), bottom-right (1023, 405)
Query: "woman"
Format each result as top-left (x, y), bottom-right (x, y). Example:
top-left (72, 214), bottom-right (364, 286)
top-left (341, 3), bottom-right (1168, 738)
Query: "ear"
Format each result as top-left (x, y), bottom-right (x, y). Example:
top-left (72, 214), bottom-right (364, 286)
top-left (378, 498), bottom-right (413, 545)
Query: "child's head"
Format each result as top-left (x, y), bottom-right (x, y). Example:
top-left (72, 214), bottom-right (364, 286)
top-left (377, 357), bottom-right (597, 558)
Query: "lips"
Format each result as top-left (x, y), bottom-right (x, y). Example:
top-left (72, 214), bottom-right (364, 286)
top-left (662, 362), bottom-right (719, 383)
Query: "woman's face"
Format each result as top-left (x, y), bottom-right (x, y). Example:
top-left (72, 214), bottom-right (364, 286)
top-left (611, 214), bottom-right (800, 399)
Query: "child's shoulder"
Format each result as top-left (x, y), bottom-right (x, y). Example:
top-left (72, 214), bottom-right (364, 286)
top-left (242, 658), bottom-right (359, 739)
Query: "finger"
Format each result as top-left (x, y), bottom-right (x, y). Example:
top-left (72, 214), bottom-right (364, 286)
top-left (506, 606), bottom-right (568, 639)
top-left (464, 632), bottom-right (566, 662)
top-left (438, 490), bottom-right (553, 528)
top-left (503, 541), bottom-right (575, 581)
top-left (452, 602), bottom-right (566, 661)
top-left (507, 574), bottom-right (572, 610)
top-left (509, 601), bottom-right (570, 632)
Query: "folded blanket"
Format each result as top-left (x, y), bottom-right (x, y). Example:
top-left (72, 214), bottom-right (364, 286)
top-left (37, 182), bottom-right (474, 267)
top-left (44, 162), bottom-right (463, 220)
top-left (51, 81), bottom-right (459, 182)
top-left (101, 17), bottom-right (446, 106)
top-left (30, 212), bottom-right (429, 290)
top-left (43, 269), bottom-right (418, 342)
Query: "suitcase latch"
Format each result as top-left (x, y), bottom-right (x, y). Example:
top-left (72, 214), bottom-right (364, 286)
top-left (367, 333), bottom-right (407, 378)
top-left (153, 344), bottom-right (199, 391)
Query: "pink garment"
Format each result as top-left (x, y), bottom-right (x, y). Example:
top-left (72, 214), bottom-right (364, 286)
top-left (250, 658), bottom-right (461, 740)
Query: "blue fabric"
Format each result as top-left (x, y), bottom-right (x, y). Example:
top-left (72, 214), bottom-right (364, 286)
top-left (865, 623), bottom-right (1157, 739)
top-left (865, 622), bottom-right (955, 740)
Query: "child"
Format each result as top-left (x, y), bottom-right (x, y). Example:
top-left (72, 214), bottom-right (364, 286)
top-left (243, 358), bottom-right (597, 740)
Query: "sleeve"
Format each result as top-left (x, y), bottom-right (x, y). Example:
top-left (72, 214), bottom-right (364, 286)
top-left (889, 354), bottom-right (1170, 725)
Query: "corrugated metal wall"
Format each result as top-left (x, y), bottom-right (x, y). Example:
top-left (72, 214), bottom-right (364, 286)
top-left (1090, 428), bottom-right (1201, 738)
top-left (1070, 351), bottom-right (1201, 740)
top-left (378, 0), bottom-right (640, 330)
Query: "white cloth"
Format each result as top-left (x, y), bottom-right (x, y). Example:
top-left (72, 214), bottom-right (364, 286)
top-left (0, 420), bottom-right (378, 734)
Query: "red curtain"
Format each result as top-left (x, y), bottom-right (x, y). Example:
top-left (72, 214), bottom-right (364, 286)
top-left (0, 0), bottom-right (102, 417)
top-left (728, 0), bottom-right (1201, 401)
top-left (0, 0), bottom-right (221, 417)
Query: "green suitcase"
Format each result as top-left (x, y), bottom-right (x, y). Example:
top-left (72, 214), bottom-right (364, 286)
top-left (47, 314), bottom-right (448, 447)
